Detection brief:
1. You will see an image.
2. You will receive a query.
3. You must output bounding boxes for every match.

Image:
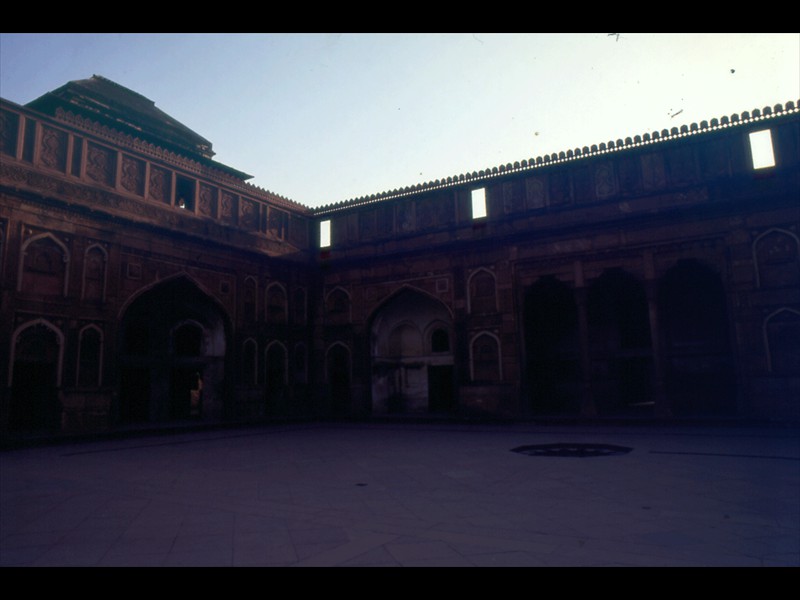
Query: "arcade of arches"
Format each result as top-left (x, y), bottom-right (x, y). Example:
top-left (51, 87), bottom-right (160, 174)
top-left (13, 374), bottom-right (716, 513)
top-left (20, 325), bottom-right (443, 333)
top-left (524, 260), bottom-right (734, 417)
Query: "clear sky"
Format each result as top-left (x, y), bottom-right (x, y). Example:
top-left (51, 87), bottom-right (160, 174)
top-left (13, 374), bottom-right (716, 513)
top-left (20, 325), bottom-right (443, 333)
top-left (1, 33), bottom-right (798, 208)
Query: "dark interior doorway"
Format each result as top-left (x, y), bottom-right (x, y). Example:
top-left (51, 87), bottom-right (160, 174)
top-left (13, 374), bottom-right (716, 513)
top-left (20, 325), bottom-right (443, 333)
top-left (524, 276), bottom-right (581, 415)
top-left (9, 324), bottom-right (60, 432)
top-left (587, 268), bottom-right (653, 415)
top-left (428, 365), bottom-right (455, 413)
top-left (658, 259), bottom-right (734, 415)
top-left (118, 276), bottom-right (228, 424)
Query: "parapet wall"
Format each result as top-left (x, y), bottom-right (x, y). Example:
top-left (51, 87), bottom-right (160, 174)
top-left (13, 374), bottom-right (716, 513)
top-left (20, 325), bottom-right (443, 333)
top-left (315, 101), bottom-right (799, 260)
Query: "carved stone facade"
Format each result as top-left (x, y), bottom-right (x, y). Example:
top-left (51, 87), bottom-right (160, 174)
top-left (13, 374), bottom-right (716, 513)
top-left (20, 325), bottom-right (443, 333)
top-left (1, 76), bottom-right (798, 440)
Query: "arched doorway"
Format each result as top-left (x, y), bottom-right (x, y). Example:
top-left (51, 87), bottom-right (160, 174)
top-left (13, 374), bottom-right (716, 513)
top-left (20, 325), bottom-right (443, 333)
top-left (524, 276), bottom-right (581, 415)
top-left (587, 268), bottom-right (653, 415)
top-left (658, 260), bottom-right (734, 415)
top-left (370, 288), bottom-right (455, 415)
top-left (9, 321), bottom-right (62, 432)
top-left (118, 276), bottom-right (229, 424)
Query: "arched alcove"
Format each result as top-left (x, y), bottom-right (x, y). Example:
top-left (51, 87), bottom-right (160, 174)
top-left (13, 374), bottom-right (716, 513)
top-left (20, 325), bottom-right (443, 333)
top-left (369, 288), bottom-right (455, 415)
top-left (658, 259), bottom-right (734, 415)
top-left (588, 268), bottom-right (653, 414)
top-left (9, 319), bottom-right (63, 431)
top-left (18, 233), bottom-right (70, 297)
top-left (118, 276), bottom-right (230, 423)
top-left (524, 276), bottom-right (581, 415)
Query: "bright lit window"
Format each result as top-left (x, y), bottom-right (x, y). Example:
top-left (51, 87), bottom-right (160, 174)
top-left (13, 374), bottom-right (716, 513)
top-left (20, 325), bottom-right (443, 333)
top-left (320, 220), bottom-right (331, 248)
top-left (749, 129), bottom-right (775, 169)
top-left (471, 188), bottom-right (487, 219)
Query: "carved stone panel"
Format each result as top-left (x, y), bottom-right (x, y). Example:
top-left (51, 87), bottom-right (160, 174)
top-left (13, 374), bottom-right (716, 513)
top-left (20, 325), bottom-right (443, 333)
top-left (397, 200), bottom-right (415, 232)
top-left (525, 177), bottom-right (547, 209)
top-left (377, 204), bottom-right (394, 235)
top-left (268, 207), bottom-right (288, 239)
top-left (220, 191), bottom-right (237, 224)
top-left (198, 183), bottom-right (217, 218)
top-left (148, 166), bottom-right (171, 204)
top-left (85, 142), bottom-right (115, 187)
top-left (503, 181), bottom-right (525, 214)
top-left (359, 209), bottom-right (377, 240)
top-left (594, 162), bottom-right (617, 199)
top-left (290, 214), bottom-right (307, 247)
top-left (549, 171), bottom-right (572, 206)
top-left (617, 156), bottom-right (641, 193)
top-left (667, 146), bottom-right (696, 185)
top-left (240, 198), bottom-right (260, 231)
top-left (641, 153), bottom-right (666, 190)
top-left (701, 139), bottom-right (730, 177)
top-left (572, 166), bottom-right (594, 204)
top-left (416, 195), bottom-right (439, 229)
top-left (40, 126), bottom-right (68, 172)
top-left (120, 155), bottom-right (145, 196)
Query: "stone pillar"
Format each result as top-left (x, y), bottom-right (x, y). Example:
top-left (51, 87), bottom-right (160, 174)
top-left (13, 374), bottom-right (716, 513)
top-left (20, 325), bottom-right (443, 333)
top-left (644, 251), bottom-right (670, 418)
top-left (574, 260), bottom-right (596, 418)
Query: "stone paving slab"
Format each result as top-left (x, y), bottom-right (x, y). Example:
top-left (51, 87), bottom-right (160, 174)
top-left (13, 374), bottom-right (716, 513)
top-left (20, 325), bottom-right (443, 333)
top-left (1, 422), bottom-right (798, 567)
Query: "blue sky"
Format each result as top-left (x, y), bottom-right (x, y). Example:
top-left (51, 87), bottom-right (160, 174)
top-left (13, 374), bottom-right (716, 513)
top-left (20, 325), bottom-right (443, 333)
top-left (1, 33), bottom-right (798, 208)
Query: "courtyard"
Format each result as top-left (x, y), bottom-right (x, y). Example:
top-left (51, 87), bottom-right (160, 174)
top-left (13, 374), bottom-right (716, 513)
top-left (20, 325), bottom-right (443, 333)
top-left (1, 421), bottom-right (798, 567)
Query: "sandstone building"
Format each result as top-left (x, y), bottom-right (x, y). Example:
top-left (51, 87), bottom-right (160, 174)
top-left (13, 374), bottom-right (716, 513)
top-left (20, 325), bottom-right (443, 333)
top-left (1, 76), bottom-right (798, 437)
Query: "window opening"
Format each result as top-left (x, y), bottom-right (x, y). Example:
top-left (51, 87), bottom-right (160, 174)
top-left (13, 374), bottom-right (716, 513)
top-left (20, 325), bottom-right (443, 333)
top-left (320, 220), bottom-right (331, 248)
top-left (749, 129), bottom-right (775, 169)
top-left (471, 188), bottom-right (487, 219)
top-left (176, 175), bottom-right (195, 210)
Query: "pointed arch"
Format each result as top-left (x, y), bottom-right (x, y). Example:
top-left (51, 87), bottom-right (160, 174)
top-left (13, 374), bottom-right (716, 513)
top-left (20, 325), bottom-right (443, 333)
top-left (264, 340), bottom-right (288, 387)
top-left (265, 282), bottom-right (288, 324)
top-left (325, 341), bottom-right (352, 383)
top-left (325, 286), bottom-right (351, 324)
top-left (170, 319), bottom-right (205, 356)
top-left (18, 232), bottom-right (70, 296)
top-left (369, 287), bottom-right (455, 415)
top-left (367, 284), bottom-right (454, 323)
top-left (8, 319), bottom-right (64, 431)
top-left (469, 331), bottom-right (502, 382)
top-left (524, 275), bottom-right (581, 415)
top-left (118, 271), bottom-right (232, 326)
top-left (81, 244), bottom-right (108, 302)
top-left (118, 273), bottom-right (231, 424)
top-left (468, 267), bottom-right (497, 314)
top-left (425, 320), bottom-right (452, 354)
top-left (657, 259), bottom-right (733, 415)
top-left (764, 308), bottom-right (800, 374)
top-left (753, 228), bottom-right (800, 289)
top-left (9, 318), bottom-right (65, 387)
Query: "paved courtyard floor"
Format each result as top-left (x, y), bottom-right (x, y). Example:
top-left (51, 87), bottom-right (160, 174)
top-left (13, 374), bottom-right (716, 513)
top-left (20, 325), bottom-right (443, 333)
top-left (1, 422), bottom-right (798, 567)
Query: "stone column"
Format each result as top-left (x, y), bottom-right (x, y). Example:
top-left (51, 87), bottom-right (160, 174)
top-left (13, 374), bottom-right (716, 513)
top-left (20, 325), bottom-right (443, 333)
top-left (574, 260), bottom-right (596, 417)
top-left (644, 251), bottom-right (670, 417)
